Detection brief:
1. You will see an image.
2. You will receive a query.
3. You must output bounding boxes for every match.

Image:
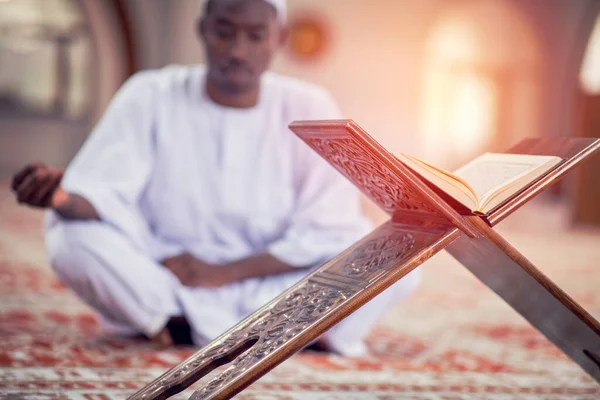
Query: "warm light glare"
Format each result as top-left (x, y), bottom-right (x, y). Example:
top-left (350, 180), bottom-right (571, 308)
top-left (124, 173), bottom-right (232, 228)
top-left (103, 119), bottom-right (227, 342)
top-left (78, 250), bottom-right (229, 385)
top-left (449, 75), bottom-right (496, 157)
top-left (420, 18), bottom-right (497, 168)
top-left (420, 2), bottom-right (540, 169)
top-left (429, 20), bottom-right (479, 63)
top-left (580, 15), bottom-right (600, 95)
top-left (422, 66), bottom-right (496, 168)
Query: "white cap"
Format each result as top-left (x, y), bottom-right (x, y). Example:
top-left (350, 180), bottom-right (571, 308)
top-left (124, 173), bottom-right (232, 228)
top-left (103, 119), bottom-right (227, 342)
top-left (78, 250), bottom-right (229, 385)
top-left (202, 0), bottom-right (287, 24)
top-left (263, 0), bottom-right (286, 23)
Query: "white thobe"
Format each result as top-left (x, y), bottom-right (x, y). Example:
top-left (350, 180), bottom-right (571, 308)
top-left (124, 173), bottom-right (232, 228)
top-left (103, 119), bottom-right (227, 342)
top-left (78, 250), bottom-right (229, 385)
top-left (44, 65), bottom-right (421, 356)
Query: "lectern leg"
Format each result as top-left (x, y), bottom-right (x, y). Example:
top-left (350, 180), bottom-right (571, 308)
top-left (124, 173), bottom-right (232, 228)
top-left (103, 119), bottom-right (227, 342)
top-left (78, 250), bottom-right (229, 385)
top-left (447, 216), bottom-right (600, 382)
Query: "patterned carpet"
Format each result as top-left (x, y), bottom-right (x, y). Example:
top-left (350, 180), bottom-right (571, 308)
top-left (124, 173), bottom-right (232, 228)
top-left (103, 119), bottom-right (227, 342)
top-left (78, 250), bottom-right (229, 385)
top-left (1, 182), bottom-right (599, 399)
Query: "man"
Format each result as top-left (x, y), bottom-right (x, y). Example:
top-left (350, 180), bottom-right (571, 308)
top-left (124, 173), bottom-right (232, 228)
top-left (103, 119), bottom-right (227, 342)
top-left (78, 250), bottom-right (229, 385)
top-left (11, 0), bottom-right (420, 357)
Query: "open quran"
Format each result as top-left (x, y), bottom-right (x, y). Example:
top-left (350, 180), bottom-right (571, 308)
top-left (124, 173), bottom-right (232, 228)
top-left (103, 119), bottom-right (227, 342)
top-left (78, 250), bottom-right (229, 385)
top-left (394, 152), bottom-right (562, 214)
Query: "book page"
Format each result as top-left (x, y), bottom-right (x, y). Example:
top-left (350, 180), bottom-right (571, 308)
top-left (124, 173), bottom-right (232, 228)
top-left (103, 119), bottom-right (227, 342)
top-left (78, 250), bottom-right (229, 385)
top-left (395, 153), bottom-right (479, 209)
top-left (453, 153), bottom-right (560, 203)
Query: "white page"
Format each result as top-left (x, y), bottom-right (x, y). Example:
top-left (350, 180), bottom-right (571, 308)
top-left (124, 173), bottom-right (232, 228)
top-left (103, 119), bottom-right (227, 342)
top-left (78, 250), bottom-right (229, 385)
top-left (454, 153), bottom-right (558, 202)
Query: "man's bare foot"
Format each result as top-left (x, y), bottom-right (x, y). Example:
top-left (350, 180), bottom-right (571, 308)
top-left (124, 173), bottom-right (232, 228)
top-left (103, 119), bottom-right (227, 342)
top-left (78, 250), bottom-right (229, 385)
top-left (150, 327), bottom-right (174, 347)
top-left (145, 316), bottom-right (194, 347)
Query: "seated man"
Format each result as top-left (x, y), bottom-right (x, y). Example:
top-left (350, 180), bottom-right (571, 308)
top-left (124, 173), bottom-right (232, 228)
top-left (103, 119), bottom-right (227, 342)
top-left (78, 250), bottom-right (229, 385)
top-left (11, 0), bottom-right (420, 357)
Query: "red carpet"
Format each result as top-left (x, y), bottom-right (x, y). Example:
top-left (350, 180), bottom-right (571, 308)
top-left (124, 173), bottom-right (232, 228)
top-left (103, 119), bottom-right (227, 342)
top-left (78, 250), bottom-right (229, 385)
top-left (1, 184), bottom-right (599, 399)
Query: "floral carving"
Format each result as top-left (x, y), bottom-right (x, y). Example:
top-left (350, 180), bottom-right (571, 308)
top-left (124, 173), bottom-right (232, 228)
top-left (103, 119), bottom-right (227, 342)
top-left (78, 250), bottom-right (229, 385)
top-left (306, 138), bottom-right (440, 215)
top-left (340, 233), bottom-right (416, 280)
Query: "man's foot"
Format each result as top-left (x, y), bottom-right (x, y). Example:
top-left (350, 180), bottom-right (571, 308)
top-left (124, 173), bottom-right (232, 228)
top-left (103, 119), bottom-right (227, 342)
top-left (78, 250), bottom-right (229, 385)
top-left (150, 327), bottom-right (174, 347)
top-left (147, 316), bottom-right (194, 347)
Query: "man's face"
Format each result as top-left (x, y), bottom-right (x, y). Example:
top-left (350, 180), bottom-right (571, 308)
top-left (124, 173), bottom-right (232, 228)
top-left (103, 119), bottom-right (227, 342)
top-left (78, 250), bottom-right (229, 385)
top-left (200, 0), bottom-right (284, 93)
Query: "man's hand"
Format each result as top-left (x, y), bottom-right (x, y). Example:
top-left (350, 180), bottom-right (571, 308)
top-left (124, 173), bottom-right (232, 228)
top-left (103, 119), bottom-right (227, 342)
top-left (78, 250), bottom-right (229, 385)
top-left (162, 253), bottom-right (238, 288)
top-left (11, 162), bottom-right (99, 220)
top-left (11, 162), bottom-right (66, 208)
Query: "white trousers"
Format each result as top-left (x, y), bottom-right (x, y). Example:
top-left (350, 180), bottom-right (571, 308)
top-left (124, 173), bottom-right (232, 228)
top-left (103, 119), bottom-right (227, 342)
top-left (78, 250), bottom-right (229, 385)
top-left (45, 221), bottom-right (421, 357)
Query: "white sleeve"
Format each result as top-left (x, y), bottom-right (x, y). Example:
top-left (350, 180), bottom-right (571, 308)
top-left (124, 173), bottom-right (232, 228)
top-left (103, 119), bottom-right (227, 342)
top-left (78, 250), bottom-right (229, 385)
top-left (267, 89), bottom-right (373, 267)
top-left (59, 72), bottom-right (156, 238)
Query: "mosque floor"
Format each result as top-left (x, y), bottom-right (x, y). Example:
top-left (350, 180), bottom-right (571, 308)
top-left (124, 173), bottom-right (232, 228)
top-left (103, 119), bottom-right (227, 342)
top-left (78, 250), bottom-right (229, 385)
top-left (1, 183), bottom-right (599, 399)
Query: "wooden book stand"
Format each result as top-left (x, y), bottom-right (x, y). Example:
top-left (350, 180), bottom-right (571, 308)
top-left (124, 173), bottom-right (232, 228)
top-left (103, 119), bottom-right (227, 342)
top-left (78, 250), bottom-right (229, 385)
top-left (129, 120), bottom-right (600, 400)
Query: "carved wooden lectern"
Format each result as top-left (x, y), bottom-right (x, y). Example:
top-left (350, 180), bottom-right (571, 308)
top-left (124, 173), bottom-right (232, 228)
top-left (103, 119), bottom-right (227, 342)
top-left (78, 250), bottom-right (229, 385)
top-left (129, 120), bottom-right (600, 400)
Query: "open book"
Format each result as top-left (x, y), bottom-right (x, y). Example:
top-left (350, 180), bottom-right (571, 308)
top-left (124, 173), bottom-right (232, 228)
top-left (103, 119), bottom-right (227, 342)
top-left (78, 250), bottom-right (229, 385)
top-left (394, 153), bottom-right (562, 214)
